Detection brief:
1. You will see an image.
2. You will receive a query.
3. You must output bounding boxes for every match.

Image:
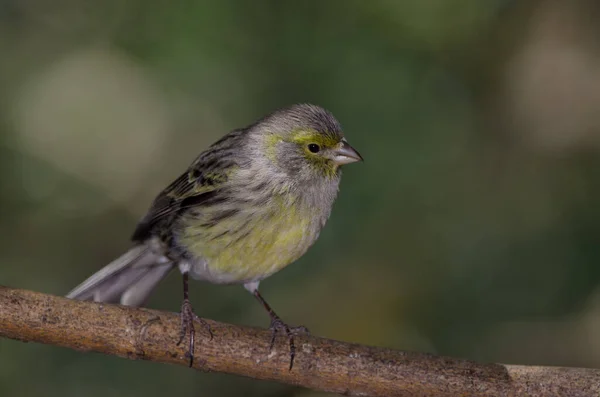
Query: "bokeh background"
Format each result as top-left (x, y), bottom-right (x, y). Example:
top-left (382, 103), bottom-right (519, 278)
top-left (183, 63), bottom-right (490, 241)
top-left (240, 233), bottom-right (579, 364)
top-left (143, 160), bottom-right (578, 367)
top-left (2, 0), bottom-right (600, 396)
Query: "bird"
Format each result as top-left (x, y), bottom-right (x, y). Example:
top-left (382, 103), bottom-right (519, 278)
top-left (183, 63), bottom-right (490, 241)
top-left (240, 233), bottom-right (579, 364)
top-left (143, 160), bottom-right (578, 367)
top-left (66, 103), bottom-right (362, 369)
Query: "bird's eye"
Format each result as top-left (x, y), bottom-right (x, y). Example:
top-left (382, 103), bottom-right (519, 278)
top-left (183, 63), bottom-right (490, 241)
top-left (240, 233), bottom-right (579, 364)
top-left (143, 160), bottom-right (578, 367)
top-left (308, 143), bottom-right (321, 153)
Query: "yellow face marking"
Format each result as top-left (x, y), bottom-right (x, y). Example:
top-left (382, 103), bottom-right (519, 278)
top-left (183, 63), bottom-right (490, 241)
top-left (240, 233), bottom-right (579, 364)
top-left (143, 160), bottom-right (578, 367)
top-left (289, 129), bottom-right (340, 148)
top-left (264, 129), bottom-right (341, 160)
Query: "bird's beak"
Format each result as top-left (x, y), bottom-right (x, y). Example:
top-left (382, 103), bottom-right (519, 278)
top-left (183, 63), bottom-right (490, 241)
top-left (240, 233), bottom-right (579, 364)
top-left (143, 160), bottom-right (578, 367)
top-left (332, 140), bottom-right (363, 165)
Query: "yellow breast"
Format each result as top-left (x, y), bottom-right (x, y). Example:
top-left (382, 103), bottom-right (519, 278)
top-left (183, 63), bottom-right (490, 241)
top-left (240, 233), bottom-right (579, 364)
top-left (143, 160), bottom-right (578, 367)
top-left (178, 199), bottom-right (319, 284)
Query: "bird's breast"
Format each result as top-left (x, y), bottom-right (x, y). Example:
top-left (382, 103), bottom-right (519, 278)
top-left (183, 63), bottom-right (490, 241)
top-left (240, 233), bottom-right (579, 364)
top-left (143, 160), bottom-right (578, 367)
top-left (176, 197), bottom-right (325, 284)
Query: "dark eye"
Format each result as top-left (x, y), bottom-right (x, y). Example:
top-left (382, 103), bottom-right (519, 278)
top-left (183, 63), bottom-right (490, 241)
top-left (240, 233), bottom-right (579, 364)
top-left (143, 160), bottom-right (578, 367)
top-left (308, 143), bottom-right (321, 153)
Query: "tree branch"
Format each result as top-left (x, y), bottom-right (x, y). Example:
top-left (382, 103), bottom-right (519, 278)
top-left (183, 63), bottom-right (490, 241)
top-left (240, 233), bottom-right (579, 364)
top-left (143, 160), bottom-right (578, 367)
top-left (0, 286), bottom-right (598, 396)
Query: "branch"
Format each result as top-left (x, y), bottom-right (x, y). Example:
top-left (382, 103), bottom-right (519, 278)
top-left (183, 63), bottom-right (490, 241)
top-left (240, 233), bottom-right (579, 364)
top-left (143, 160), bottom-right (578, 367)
top-left (0, 286), bottom-right (598, 396)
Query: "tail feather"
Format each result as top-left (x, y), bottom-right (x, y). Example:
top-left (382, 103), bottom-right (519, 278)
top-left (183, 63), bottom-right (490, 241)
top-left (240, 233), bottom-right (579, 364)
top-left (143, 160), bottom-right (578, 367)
top-left (120, 263), bottom-right (174, 306)
top-left (67, 244), bottom-right (175, 306)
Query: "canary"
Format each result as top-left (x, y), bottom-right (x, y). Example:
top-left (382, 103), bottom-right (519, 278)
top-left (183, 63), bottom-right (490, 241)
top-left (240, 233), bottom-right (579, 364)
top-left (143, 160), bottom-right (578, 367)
top-left (67, 104), bottom-right (362, 369)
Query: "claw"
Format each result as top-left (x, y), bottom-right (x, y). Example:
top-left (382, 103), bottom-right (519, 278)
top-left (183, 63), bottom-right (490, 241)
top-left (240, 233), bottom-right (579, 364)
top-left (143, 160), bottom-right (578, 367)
top-left (177, 299), bottom-right (213, 367)
top-left (269, 317), bottom-right (309, 370)
top-left (177, 272), bottom-right (214, 367)
top-left (251, 288), bottom-right (308, 370)
top-left (178, 299), bottom-right (196, 367)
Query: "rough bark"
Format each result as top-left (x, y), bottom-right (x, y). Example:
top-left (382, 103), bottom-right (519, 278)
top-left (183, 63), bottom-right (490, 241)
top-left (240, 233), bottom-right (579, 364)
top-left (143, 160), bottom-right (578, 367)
top-left (0, 286), bottom-right (598, 396)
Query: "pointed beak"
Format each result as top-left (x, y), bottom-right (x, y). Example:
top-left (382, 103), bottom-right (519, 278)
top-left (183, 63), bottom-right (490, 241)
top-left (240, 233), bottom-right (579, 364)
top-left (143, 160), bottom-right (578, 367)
top-left (333, 140), bottom-right (363, 165)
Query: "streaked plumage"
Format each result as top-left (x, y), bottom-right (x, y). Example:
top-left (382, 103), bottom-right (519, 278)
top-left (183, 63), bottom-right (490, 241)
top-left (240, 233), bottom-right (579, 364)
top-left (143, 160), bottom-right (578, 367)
top-left (67, 103), bottom-right (362, 368)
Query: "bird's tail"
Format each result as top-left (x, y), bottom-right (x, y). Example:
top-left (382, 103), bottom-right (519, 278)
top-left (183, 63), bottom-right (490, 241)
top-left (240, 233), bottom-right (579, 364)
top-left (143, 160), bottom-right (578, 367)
top-left (66, 244), bottom-right (175, 307)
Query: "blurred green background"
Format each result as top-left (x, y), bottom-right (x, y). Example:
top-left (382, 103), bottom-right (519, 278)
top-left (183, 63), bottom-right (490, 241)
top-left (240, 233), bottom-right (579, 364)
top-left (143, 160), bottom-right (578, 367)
top-left (2, 0), bottom-right (600, 396)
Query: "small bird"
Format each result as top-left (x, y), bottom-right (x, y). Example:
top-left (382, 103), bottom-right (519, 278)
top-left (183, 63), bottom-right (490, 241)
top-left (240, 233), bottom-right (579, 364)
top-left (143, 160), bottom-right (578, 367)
top-left (67, 104), bottom-right (362, 369)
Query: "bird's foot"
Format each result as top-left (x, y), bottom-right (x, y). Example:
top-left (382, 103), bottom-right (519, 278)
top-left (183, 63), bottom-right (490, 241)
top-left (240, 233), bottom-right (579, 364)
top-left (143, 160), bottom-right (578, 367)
top-left (269, 316), bottom-right (310, 371)
top-left (177, 298), bottom-right (213, 367)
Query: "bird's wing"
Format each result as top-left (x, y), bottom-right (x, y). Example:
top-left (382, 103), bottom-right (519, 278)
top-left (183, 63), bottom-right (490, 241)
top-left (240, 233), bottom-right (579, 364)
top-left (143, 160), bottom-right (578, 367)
top-left (131, 130), bottom-right (246, 242)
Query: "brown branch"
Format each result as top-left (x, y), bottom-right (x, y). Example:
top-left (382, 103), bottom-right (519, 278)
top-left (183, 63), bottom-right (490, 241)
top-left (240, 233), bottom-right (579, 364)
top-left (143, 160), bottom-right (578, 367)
top-left (0, 286), bottom-right (598, 396)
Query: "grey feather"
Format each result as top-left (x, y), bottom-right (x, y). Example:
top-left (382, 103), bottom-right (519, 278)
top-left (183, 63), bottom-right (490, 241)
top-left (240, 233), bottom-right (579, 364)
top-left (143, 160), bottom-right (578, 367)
top-left (66, 244), bottom-right (174, 306)
top-left (120, 263), bottom-right (174, 306)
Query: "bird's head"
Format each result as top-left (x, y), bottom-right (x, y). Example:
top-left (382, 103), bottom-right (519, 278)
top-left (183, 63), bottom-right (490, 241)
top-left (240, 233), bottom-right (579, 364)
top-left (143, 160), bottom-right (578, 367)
top-left (254, 104), bottom-right (362, 181)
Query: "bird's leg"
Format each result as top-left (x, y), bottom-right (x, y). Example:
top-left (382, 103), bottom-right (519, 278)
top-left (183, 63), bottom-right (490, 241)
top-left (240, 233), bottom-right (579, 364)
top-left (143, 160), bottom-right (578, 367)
top-left (177, 271), bottom-right (213, 367)
top-left (252, 288), bottom-right (309, 370)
